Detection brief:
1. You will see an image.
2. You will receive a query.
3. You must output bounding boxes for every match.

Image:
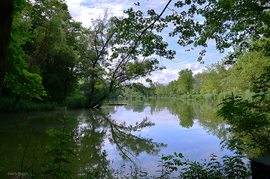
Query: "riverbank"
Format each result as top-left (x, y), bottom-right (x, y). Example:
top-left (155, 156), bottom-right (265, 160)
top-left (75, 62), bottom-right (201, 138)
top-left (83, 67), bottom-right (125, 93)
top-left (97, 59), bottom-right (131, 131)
top-left (0, 95), bottom-right (86, 113)
top-left (119, 92), bottom-right (268, 103)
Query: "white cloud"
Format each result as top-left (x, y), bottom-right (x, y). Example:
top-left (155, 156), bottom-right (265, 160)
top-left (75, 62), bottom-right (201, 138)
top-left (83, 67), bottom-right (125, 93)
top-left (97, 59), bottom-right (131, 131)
top-left (185, 63), bottom-right (200, 71)
top-left (147, 69), bottom-right (180, 84)
top-left (66, 0), bottom-right (134, 27)
top-left (193, 67), bottom-right (205, 75)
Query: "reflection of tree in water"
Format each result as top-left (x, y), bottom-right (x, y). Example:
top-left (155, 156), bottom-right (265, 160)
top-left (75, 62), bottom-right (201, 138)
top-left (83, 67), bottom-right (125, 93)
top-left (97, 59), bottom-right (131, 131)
top-left (72, 110), bottom-right (109, 175)
top-left (173, 101), bottom-right (195, 128)
top-left (72, 109), bottom-right (166, 175)
top-left (148, 99), bottom-right (195, 128)
top-left (123, 100), bottom-right (146, 113)
top-left (198, 107), bottom-right (228, 141)
top-left (108, 116), bottom-right (166, 161)
top-left (143, 99), bottom-right (229, 141)
top-left (181, 100), bottom-right (229, 142)
top-left (110, 99), bottom-right (230, 150)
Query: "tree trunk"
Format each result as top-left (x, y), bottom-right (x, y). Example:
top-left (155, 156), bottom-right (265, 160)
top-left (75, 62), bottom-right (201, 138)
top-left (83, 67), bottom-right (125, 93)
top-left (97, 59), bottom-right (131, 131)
top-left (0, 0), bottom-right (14, 97)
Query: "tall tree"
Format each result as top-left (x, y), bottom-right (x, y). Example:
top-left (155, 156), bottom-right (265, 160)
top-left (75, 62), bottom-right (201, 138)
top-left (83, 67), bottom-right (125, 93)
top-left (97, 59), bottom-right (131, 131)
top-left (79, 3), bottom-right (175, 108)
top-left (155, 83), bottom-right (166, 96)
top-left (22, 0), bottom-right (81, 103)
top-left (176, 69), bottom-right (194, 94)
top-left (0, 0), bottom-right (26, 97)
top-left (2, 0), bottom-right (47, 102)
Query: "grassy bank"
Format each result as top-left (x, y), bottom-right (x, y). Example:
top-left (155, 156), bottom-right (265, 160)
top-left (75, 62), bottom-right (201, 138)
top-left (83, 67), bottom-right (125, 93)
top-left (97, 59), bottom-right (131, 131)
top-left (135, 92), bottom-right (270, 103)
top-left (0, 97), bottom-right (56, 113)
top-left (0, 94), bottom-right (87, 113)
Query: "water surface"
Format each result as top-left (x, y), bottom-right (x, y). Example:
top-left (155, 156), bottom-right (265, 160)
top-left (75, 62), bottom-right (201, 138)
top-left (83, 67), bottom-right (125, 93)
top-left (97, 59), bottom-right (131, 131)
top-left (0, 98), bottom-right (233, 178)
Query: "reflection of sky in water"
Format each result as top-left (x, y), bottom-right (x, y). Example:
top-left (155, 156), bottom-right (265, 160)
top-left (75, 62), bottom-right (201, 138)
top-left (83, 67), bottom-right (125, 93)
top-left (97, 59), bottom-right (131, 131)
top-left (0, 102), bottom-right (237, 178)
top-left (105, 106), bottom-right (234, 175)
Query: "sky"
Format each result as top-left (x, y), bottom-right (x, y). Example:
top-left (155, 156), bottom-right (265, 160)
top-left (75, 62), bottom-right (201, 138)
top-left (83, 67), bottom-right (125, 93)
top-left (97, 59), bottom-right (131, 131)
top-left (65, 0), bottom-right (230, 85)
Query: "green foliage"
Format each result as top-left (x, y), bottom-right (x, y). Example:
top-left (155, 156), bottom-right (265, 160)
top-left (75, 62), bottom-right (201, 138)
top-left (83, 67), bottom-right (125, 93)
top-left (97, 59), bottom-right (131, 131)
top-left (117, 95), bottom-right (124, 98)
top-left (4, 3), bottom-right (46, 101)
top-left (218, 69), bottom-right (270, 157)
top-left (181, 94), bottom-right (188, 99)
top-left (187, 94), bottom-right (193, 99)
top-left (41, 118), bottom-right (75, 178)
top-left (193, 94), bottom-right (204, 100)
top-left (66, 95), bottom-right (86, 109)
top-left (166, 0), bottom-right (270, 63)
top-left (30, 2), bottom-right (80, 103)
top-left (159, 152), bottom-right (251, 178)
top-left (193, 73), bottom-right (202, 94)
top-left (1, 0), bottom-right (81, 107)
top-left (132, 83), bottom-right (151, 96)
top-left (78, 6), bottom-right (175, 107)
top-left (80, 81), bottom-right (110, 107)
top-left (5, 69), bottom-right (46, 100)
top-left (239, 92), bottom-right (256, 102)
top-left (199, 61), bottom-right (228, 94)
top-left (217, 92), bottom-right (232, 102)
top-left (0, 97), bottom-right (56, 113)
top-left (222, 40), bottom-right (270, 93)
top-left (176, 69), bottom-right (195, 95)
top-left (205, 93), bottom-right (218, 101)
top-left (0, 156), bottom-right (7, 172)
top-left (155, 82), bottom-right (167, 96)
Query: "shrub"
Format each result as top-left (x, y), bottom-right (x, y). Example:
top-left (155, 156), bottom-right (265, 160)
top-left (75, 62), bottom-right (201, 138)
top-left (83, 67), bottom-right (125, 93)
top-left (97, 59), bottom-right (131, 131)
top-left (159, 152), bottom-right (251, 178)
top-left (117, 95), bottom-right (124, 98)
top-left (218, 92), bottom-right (231, 101)
top-left (0, 97), bottom-right (56, 113)
top-left (181, 94), bottom-right (188, 99)
top-left (240, 92), bottom-right (256, 102)
top-left (205, 93), bottom-right (218, 101)
top-left (194, 94), bottom-right (204, 100)
top-left (191, 94), bottom-right (198, 100)
top-left (66, 95), bottom-right (86, 109)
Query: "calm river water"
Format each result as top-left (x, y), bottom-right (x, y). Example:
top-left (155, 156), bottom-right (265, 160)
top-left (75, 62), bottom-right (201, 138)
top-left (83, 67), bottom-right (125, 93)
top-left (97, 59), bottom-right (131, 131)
top-left (0, 98), bottom-right (234, 178)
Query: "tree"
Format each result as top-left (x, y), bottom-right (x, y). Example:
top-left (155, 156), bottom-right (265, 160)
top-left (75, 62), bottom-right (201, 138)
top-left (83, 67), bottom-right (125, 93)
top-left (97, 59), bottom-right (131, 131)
top-left (155, 82), bottom-right (168, 96)
top-left (222, 40), bottom-right (270, 93)
top-left (176, 69), bottom-right (194, 94)
top-left (0, 0), bottom-right (26, 97)
top-left (2, 0), bottom-right (47, 103)
top-left (79, 3), bottom-right (175, 108)
top-left (199, 61), bottom-right (228, 94)
top-left (193, 73), bottom-right (202, 94)
top-left (167, 80), bottom-right (177, 96)
top-left (165, 0), bottom-right (270, 63)
top-left (132, 83), bottom-right (149, 96)
top-left (21, 0), bottom-right (82, 103)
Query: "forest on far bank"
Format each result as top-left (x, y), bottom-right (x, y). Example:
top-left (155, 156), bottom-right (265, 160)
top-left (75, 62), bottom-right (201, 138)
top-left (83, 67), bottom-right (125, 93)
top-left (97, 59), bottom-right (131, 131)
top-left (121, 41), bottom-right (270, 100)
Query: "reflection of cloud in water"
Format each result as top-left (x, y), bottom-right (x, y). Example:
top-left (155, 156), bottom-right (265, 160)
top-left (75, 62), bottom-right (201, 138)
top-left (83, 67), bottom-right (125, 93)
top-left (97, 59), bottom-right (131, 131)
top-left (92, 101), bottom-right (235, 175)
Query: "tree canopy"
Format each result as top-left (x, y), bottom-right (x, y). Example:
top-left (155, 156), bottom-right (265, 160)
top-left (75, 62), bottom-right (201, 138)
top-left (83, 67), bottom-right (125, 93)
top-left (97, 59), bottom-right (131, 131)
top-left (165, 0), bottom-right (270, 63)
